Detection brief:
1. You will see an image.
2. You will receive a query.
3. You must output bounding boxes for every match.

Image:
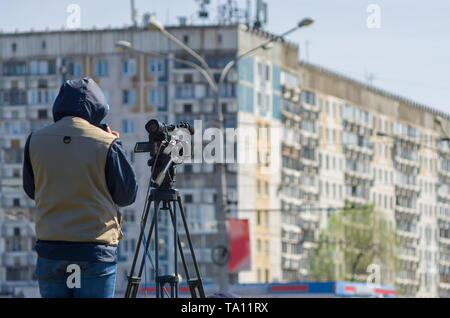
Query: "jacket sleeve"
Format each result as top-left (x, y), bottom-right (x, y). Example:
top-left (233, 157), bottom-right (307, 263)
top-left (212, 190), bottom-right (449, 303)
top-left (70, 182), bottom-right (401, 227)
top-left (23, 134), bottom-right (35, 200)
top-left (105, 139), bottom-right (138, 207)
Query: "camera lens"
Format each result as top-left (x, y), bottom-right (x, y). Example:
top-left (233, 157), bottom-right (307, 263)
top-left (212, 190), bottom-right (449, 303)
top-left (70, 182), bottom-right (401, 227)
top-left (148, 120), bottom-right (159, 133)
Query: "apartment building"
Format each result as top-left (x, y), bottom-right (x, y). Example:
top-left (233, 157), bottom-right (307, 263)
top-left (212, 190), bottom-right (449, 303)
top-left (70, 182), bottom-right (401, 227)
top-left (294, 62), bottom-right (450, 297)
top-left (0, 24), bottom-right (448, 297)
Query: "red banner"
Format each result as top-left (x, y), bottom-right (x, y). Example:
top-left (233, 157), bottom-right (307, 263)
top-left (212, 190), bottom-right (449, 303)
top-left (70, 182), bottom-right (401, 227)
top-left (227, 218), bottom-right (251, 273)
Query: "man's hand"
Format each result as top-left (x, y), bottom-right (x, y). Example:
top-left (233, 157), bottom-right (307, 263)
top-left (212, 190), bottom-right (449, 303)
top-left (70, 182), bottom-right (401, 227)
top-left (105, 126), bottom-right (120, 138)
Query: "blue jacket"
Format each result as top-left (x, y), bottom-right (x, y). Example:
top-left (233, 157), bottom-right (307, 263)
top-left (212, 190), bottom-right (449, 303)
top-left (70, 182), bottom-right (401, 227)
top-left (23, 78), bottom-right (138, 262)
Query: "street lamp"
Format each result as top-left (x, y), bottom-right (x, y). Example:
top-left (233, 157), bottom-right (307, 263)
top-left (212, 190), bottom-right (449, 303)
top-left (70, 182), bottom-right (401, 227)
top-left (298, 17), bottom-right (314, 28)
top-left (119, 17), bottom-right (315, 292)
top-left (115, 40), bottom-right (132, 51)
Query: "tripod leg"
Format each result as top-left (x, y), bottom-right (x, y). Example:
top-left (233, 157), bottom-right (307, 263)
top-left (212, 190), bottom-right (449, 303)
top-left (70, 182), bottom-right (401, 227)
top-left (131, 198), bottom-right (158, 298)
top-left (125, 193), bottom-right (153, 298)
top-left (154, 199), bottom-right (160, 298)
top-left (167, 205), bottom-right (191, 283)
top-left (173, 201), bottom-right (178, 298)
top-left (177, 196), bottom-right (206, 298)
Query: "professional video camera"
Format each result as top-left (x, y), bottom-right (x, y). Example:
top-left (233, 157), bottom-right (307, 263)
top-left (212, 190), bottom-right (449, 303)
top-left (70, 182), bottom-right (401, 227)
top-left (134, 119), bottom-right (194, 189)
top-left (126, 118), bottom-right (205, 299)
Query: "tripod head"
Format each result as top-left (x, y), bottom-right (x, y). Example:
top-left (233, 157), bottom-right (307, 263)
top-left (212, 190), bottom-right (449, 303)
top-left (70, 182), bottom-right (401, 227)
top-left (134, 119), bottom-right (194, 189)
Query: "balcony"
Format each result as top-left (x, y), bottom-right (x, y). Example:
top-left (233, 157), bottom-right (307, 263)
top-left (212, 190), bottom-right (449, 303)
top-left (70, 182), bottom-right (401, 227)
top-left (299, 183), bottom-right (320, 197)
top-left (395, 205), bottom-right (420, 221)
top-left (300, 101), bottom-right (320, 113)
top-left (438, 281), bottom-right (450, 291)
top-left (342, 118), bottom-right (373, 135)
top-left (298, 212), bottom-right (320, 227)
top-left (281, 99), bottom-right (302, 117)
top-left (281, 85), bottom-right (300, 102)
top-left (344, 169), bottom-right (374, 185)
top-left (439, 236), bottom-right (450, 246)
top-left (397, 229), bottom-right (420, 243)
top-left (397, 251), bottom-right (420, 267)
top-left (300, 157), bottom-right (319, 169)
top-left (344, 195), bottom-right (369, 207)
top-left (281, 254), bottom-right (302, 270)
top-left (343, 143), bottom-right (374, 158)
top-left (1, 251), bottom-right (37, 267)
top-left (437, 191), bottom-right (450, 204)
top-left (437, 168), bottom-right (450, 184)
top-left (439, 257), bottom-right (450, 267)
top-left (396, 277), bottom-right (420, 294)
top-left (281, 225), bottom-right (302, 244)
top-left (394, 183), bottom-right (420, 198)
top-left (392, 133), bottom-right (422, 147)
top-left (393, 154), bottom-right (421, 171)
top-left (0, 177), bottom-right (22, 188)
top-left (396, 274), bottom-right (420, 286)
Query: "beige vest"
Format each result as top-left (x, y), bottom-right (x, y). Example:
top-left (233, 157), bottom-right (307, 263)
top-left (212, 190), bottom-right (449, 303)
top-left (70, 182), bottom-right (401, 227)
top-left (30, 116), bottom-right (123, 245)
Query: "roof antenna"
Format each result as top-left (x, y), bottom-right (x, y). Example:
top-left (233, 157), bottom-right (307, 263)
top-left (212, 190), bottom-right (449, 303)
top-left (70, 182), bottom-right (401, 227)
top-left (364, 68), bottom-right (377, 85)
top-left (131, 0), bottom-right (138, 27)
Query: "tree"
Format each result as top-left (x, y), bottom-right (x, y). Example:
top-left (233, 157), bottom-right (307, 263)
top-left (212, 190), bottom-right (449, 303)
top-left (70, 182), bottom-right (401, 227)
top-left (310, 203), bottom-right (398, 284)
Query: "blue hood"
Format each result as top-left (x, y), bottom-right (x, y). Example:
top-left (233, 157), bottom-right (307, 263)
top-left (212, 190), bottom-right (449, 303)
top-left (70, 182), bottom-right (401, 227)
top-left (52, 78), bottom-right (109, 126)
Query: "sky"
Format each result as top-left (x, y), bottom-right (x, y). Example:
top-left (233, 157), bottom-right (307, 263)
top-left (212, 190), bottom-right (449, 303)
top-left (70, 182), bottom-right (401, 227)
top-left (0, 0), bottom-right (449, 114)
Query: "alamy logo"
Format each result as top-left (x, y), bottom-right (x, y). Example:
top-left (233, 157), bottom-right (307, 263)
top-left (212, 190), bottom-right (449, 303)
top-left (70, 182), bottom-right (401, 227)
top-left (66, 264), bottom-right (81, 289)
top-left (66, 4), bottom-right (81, 29)
top-left (366, 4), bottom-right (381, 29)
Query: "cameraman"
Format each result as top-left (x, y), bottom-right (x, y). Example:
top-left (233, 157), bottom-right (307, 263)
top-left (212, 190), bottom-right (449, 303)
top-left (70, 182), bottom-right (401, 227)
top-left (22, 78), bottom-right (138, 298)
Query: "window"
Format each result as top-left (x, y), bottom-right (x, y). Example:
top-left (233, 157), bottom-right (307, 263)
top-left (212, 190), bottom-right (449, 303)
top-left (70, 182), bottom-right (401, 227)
top-left (95, 60), bottom-right (109, 77)
top-left (175, 85), bottom-right (195, 99)
top-left (39, 61), bottom-right (48, 74)
top-left (183, 74), bottom-right (193, 83)
top-left (185, 194), bottom-right (193, 203)
top-left (68, 61), bottom-right (83, 77)
top-left (149, 87), bottom-right (164, 106)
top-left (183, 35), bottom-right (189, 44)
top-left (149, 59), bottom-right (163, 75)
top-left (123, 59), bottom-right (136, 75)
top-left (38, 109), bottom-right (48, 119)
top-left (183, 104), bottom-right (192, 113)
top-left (30, 61), bottom-right (38, 75)
top-left (13, 169), bottom-right (20, 178)
top-left (123, 209), bottom-right (136, 223)
top-left (122, 119), bottom-right (135, 134)
top-left (301, 90), bottom-right (316, 105)
top-left (122, 90), bottom-right (136, 105)
top-left (3, 62), bottom-right (27, 76)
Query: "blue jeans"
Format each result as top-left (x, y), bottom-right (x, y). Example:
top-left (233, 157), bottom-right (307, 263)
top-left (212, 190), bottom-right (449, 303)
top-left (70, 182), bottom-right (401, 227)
top-left (35, 256), bottom-right (117, 298)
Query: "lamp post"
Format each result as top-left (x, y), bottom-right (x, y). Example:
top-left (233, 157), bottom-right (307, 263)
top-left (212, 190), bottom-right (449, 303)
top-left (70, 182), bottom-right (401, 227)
top-left (116, 17), bottom-right (314, 292)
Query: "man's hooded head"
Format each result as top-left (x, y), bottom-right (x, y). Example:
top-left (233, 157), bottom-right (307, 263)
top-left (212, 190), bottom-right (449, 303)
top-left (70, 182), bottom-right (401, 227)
top-left (52, 77), bottom-right (109, 126)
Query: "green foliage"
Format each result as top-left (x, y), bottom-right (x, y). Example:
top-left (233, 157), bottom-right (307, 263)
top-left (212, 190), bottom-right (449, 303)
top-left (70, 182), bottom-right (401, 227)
top-left (310, 203), bottom-right (398, 284)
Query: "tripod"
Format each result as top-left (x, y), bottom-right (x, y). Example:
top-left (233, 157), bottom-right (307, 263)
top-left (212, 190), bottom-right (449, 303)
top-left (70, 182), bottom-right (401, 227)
top-left (124, 187), bottom-right (205, 298)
